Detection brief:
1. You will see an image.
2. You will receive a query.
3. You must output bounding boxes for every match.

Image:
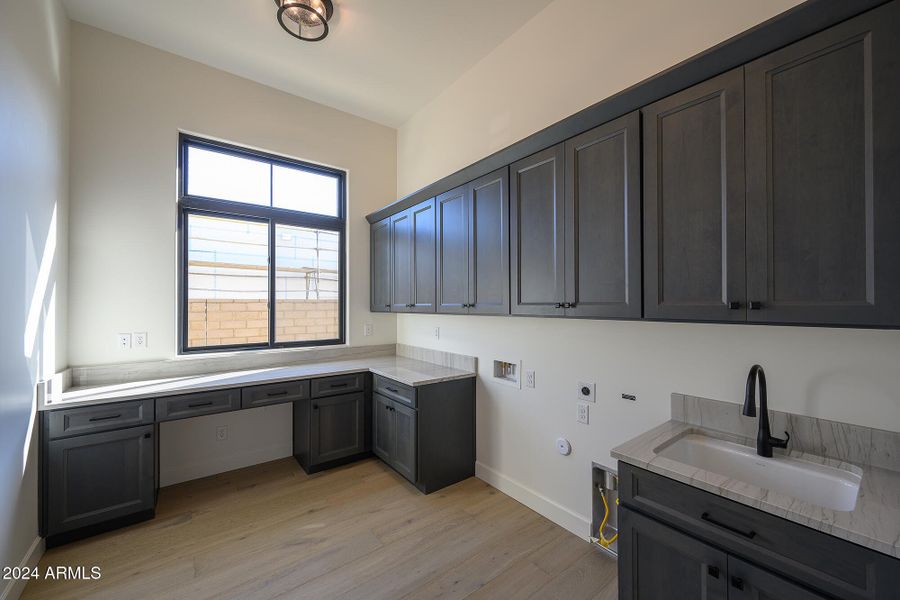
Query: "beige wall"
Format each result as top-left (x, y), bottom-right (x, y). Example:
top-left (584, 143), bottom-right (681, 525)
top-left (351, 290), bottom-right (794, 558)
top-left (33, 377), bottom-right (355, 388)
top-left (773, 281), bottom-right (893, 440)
top-left (0, 0), bottom-right (69, 594)
top-left (68, 23), bottom-right (397, 367)
top-left (395, 0), bottom-right (900, 537)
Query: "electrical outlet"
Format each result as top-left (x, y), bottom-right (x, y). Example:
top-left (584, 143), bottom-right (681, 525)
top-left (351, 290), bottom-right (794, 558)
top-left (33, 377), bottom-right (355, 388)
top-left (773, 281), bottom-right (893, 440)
top-left (525, 370), bottom-right (536, 388)
top-left (364, 323), bottom-right (373, 337)
top-left (216, 426), bottom-right (228, 441)
top-left (578, 381), bottom-right (596, 402)
top-left (133, 332), bottom-right (148, 349)
top-left (117, 333), bottom-right (132, 350)
top-left (433, 326), bottom-right (440, 339)
top-left (576, 402), bottom-right (590, 425)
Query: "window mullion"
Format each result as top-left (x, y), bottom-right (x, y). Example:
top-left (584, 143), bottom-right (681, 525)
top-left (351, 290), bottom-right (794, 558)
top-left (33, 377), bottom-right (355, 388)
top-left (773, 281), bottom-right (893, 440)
top-left (268, 218), bottom-right (276, 348)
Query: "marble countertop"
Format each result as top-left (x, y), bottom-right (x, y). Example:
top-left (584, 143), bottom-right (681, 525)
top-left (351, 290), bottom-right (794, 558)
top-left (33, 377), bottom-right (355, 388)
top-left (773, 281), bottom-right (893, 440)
top-left (612, 420), bottom-right (900, 558)
top-left (43, 355), bottom-right (475, 411)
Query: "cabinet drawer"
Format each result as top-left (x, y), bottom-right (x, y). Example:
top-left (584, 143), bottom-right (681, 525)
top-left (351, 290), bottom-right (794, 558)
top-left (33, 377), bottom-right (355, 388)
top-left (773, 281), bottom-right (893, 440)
top-left (47, 400), bottom-right (154, 439)
top-left (310, 373), bottom-right (365, 398)
top-left (619, 463), bottom-right (895, 600)
top-left (373, 375), bottom-right (416, 407)
top-left (156, 389), bottom-right (239, 421)
top-left (241, 380), bottom-right (309, 409)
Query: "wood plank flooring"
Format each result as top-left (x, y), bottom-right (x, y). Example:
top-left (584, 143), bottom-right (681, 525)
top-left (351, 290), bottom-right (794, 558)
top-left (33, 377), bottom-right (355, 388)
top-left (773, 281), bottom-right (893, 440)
top-left (21, 458), bottom-right (617, 600)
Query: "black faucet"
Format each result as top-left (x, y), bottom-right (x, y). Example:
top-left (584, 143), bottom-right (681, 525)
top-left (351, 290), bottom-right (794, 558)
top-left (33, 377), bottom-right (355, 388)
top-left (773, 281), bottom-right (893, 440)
top-left (742, 365), bottom-right (790, 457)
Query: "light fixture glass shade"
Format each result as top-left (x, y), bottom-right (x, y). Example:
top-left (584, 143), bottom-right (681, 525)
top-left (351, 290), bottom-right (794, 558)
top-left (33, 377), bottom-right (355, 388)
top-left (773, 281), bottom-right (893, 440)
top-left (275, 0), bottom-right (334, 42)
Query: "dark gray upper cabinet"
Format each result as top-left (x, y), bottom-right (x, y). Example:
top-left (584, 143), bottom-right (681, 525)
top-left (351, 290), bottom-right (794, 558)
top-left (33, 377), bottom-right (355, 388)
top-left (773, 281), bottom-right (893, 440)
top-left (45, 425), bottom-right (155, 537)
top-left (409, 199), bottom-right (436, 312)
top-left (436, 168), bottom-right (510, 315)
top-left (510, 144), bottom-right (566, 316)
top-left (370, 217), bottom-right (392, 312)
top-left (745, 3), bottom-right (900, 327)
top-left (565, 111), bottom-right (642, 319)
top-left (309, 392), bottom-right (366, 466)
top-left (618, 506), bottom-right (728, 600)
top-left (390, 209), bottom-right (413, 312)
top-left (469, 169), bottom-right (510, 315)
top-left (642, 67), bottom-right (747, 322)
top-left (436, 185), bottom-right (470, 314)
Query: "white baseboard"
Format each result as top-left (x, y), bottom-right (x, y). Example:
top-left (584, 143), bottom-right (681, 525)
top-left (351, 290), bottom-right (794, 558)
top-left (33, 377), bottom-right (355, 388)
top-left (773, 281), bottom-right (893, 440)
top-left (475, 461), bottom-right (590, 539)
top-left (1, 536), bottom-right (44, 600)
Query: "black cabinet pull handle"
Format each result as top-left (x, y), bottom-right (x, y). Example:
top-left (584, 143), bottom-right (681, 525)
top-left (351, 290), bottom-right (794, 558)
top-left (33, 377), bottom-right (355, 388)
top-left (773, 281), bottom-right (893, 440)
top-left (89, 414), bottom-right (122, 422)
top-left (728, 301), bottom-right (741, 310)
top-left (749, 301), bottom-right (763, 310)
top-left (312, 404), bottom-right (319, 410)
top-left (701, 512), bottom-right (756, 539)
top-left (266, 390), bottom-right (289, 397)
top-left (386, 387), bottom-right (399, 394)
top-left (330, 382), bottom-right (349, 388)
top-left (731, 577), bottom-right (744, 590)
top-left (707, 565), bottom-right (720, 579)
top-left (385, 304), bottom-right (390, 308)
top-left (554, 302), bottom-right (563, 308)
top-left (188, 401), bottom-right (214, 408)
top-left (143, 432), bottom-right (152, 439)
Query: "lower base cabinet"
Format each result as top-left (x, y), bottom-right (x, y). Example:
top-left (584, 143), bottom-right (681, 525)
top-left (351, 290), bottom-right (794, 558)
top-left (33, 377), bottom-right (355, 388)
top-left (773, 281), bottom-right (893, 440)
top-left (42, 424), bottom-right (156, 547)
top-left (618, 463), bottom-right (900, 600)
top-left (373, 392), bottom-right (417, 482)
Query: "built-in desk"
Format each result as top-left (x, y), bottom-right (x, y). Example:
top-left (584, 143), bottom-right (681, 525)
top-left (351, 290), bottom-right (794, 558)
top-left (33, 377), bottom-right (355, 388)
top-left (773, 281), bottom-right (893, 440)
top-left (39, 356), bottom-right (476, 548)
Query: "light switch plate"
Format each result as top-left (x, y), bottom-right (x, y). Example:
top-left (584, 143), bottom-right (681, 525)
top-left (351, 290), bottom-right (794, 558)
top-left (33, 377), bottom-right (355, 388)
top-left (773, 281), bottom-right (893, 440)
top-left (578, 382), bottom-right (596, 403)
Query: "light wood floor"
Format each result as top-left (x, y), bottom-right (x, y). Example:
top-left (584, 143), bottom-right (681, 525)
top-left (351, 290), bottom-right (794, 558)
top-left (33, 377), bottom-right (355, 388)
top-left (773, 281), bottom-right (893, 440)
top-left (22, 458), bottom-right (617, 600)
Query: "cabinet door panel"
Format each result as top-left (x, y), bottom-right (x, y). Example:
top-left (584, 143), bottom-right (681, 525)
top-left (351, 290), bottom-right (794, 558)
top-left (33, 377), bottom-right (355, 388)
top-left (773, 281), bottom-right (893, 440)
top-left (565, 111), bottom-right (641, 319)
top-left (643, 68), bottom-right (746, 322)
top-left (370, 218), bottom-right (392, 312)
top-left (410, 199), bottom-right (436, 312)
top-left (390, 210), bottom-right (413, 312)
top-left (618, 506), bottom-right (727, 600)
top-left (309, 393), bottom-right (365, 465)
top-left (727, 557), bottom-right (830, 600)
top-left (47, 425), bottom-right (155, 535)
top-left (392, 402), bottom-right (417, 484)
top-left (510, 144), bottom-right (566, 316)
top-left (373, 393), bottom-right (393, 463)
top-left (437, 186), bottom-right (470, 314)
top-left (746, 3), bottom-right (900, 326)
top-left (469, 168), bottom-right (510, 315)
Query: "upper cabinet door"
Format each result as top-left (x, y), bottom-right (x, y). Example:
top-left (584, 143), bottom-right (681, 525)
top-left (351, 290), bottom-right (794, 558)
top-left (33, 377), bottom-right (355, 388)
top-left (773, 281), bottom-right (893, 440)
top-left (410, 199), bottom-right (436, 313)
top-left (565, 111), bottom-right (642, 319)
top-left (390, 210), bottom-right (413, 312)
top-left (642, 68), bottom-right (746, 322)
top-left (745, 3), bottom-right (900, 327)
top-left (469, 168), bottom-right (510, 315)
top-left (370, 218), bottom-right (392, 312)
top-left (510, 144), bottom-right (566, 316)
top-left (436, 185), bottom-right (470, 314)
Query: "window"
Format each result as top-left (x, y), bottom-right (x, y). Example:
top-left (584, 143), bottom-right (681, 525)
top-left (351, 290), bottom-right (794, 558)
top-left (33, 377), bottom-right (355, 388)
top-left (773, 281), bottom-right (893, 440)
top-left (178, 134), bottom-right (345, 353)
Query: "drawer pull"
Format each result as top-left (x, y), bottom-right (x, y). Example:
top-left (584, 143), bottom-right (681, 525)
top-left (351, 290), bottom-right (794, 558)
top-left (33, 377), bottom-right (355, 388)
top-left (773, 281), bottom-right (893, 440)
top-left (707, 565), bottom-right (720, 579)
top-left (701, 512), bottom-right (756, 539)
top-left (385, 387), bottom-right (400, 394)
top-left (312, 404), bottom-right (319, 410)
top-left (731, 577), bottom-right (744, 590)
top-left (188, 401), bottom-right (214, 408)
top-left (143, 432), bottom-right (152, 439)
top-left (88, 414), bottom-right (122, 422)
top-left (266, 390), bottom-right (289, 397)
top-left (329, 382), bottom-right (349, 388)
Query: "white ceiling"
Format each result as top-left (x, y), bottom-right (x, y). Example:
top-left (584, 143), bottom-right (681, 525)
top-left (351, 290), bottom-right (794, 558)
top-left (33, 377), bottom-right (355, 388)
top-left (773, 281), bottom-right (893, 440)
top-left (61, 0), bottom-right (551, 127)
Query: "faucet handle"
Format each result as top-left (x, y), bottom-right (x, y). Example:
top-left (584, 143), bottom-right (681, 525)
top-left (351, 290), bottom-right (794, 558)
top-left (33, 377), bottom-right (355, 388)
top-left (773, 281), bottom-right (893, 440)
top-left (770, 431), bottom-right (790, 449)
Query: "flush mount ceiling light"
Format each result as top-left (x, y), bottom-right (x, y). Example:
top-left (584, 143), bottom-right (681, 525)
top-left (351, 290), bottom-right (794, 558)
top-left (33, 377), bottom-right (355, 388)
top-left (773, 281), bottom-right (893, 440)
top-left (274, 0), bottom-right (334, 42)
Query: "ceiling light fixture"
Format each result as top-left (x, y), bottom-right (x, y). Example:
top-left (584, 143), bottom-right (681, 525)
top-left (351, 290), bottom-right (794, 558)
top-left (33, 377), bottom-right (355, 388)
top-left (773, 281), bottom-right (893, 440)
top-left (274, 0), bottom-right (334, 42)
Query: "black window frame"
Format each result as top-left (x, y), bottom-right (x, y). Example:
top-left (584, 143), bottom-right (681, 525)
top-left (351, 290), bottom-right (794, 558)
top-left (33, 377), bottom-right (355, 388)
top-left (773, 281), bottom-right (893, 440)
top-left (177, 133), bottom-right (346, 354)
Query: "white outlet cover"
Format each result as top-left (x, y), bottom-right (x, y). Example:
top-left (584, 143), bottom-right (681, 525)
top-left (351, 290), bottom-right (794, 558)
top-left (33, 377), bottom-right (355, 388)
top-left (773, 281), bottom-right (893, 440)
top-left (133, 332), bottom-right (148, 349)
top-left (117, 333), bottom-right (132, 349)
top-left (216, 426), bottom-right (227, 441)
top-left (525, 370), bottom-right (536, 388)
top-left (578, 381), bottom-right (596, 402)
top-left (556, 437), bottom-right (572, 456)
top-left (364, 323), bottom-right (373, 337)
top-left (577, 402), bottom-right (590, 425)
top-left (433, 326), bottom-right (440, 339)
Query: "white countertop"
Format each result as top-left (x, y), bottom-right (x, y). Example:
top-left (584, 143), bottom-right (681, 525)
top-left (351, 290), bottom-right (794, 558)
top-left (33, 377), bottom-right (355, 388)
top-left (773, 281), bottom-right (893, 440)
top-left (43, 355), bottom-right (475, 411)
top-left (612, 420), bottom-right (900, 559)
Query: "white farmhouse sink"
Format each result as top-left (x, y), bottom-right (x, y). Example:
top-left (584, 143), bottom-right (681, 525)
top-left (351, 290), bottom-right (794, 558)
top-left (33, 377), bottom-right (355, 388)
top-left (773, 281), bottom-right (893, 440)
top-left (656, 434), bottom-right (862, 511)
